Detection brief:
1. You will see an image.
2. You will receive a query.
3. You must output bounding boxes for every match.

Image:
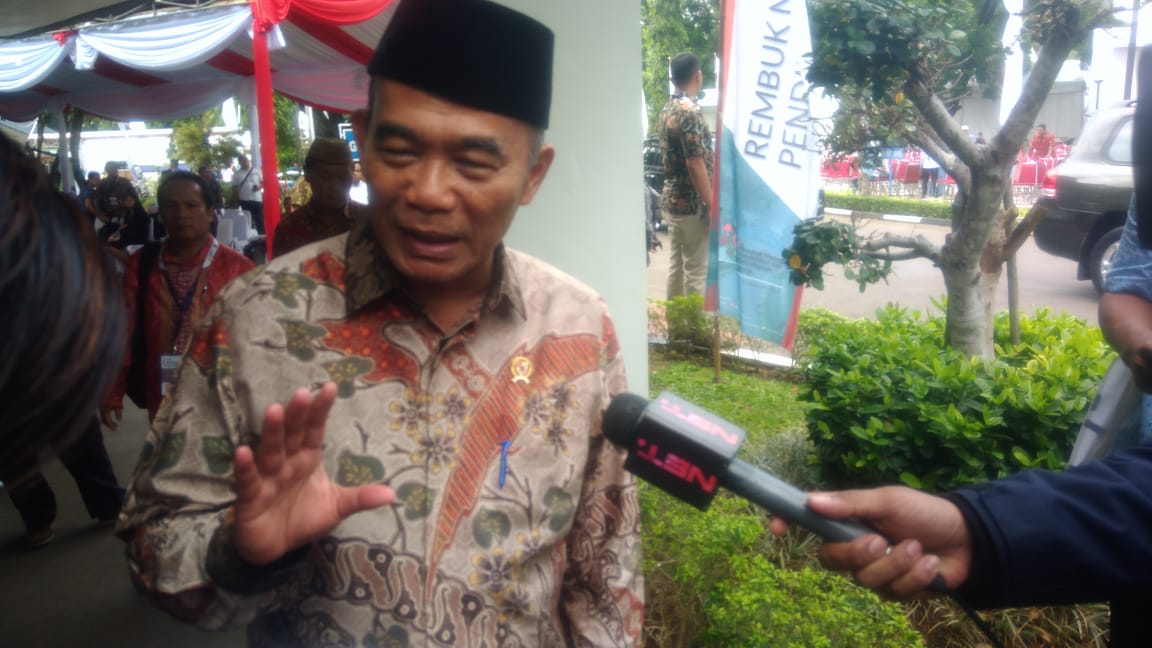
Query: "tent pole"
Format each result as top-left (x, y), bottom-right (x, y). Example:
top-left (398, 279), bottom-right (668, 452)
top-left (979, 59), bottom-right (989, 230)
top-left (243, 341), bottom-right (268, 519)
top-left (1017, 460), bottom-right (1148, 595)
top-left (253, 25), bottom-right (280, 258)
top-left (249, 101), bottom-right (261, 171)
top-left (56, 112), bottom-right (73, 194)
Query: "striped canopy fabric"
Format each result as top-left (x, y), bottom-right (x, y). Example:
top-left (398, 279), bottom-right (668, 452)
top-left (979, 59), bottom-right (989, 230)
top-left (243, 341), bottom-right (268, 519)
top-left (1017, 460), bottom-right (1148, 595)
top-left (0, 0), bottom-right (394, 122)
top-left (0, 0), bottom-right (396, 240)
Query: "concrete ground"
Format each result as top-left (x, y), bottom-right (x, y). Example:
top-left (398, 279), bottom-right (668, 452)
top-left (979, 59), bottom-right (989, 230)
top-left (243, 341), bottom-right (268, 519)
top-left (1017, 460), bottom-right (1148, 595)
top-left (0, 406), bottom-right (245, 648)
top-left (0, 216), bottom-right (1096, 647)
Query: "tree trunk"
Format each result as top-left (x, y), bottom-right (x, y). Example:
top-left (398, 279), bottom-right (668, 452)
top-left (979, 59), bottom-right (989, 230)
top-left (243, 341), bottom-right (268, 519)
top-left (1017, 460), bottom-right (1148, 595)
top-left (941, 171), bottom-right (1010, 358)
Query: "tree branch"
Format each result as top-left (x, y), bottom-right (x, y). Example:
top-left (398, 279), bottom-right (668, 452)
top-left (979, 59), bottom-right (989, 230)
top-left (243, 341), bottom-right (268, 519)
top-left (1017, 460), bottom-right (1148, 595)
top-left (1004, 204), bottom-right (1046, 256)
top-left (992, 2), bottom-right (1114, 166)
top-left (859, 232), bottom-right (943, 264)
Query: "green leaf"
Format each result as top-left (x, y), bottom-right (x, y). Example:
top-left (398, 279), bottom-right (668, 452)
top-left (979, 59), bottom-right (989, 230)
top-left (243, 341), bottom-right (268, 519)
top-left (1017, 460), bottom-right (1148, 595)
top-left (545, 486), bottom-right (576, 532)
top-left (472, 509), bottom-right (512, 548)
top-left (151, 432), bottom-right (186, 474)
top-left (336, 450), bottom-right (386, 486)
top-left (201, 436), bottom-right (234, 475)
top-left (397, 482), bottom-right (436, 520)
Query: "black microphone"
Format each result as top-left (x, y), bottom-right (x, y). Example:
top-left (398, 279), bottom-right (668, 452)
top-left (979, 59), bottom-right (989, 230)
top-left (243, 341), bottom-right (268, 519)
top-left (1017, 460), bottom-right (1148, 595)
top-left (603, 391), bottom-right (874, 543)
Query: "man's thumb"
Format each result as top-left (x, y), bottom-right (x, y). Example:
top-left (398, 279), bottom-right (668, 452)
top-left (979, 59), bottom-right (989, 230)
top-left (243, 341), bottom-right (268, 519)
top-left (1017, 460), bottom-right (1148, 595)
top-left (336, 484), bottom-right (395, 519)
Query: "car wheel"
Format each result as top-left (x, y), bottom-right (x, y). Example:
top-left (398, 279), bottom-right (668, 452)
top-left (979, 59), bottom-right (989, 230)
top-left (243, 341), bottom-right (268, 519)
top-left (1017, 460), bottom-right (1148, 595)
top-left (1089, 227), bottom-right (1123, 293)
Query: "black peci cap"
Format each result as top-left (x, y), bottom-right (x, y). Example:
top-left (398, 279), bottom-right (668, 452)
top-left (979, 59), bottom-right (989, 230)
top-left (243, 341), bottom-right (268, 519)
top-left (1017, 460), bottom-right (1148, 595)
top-left (368, 0), bottom-right (554, 129)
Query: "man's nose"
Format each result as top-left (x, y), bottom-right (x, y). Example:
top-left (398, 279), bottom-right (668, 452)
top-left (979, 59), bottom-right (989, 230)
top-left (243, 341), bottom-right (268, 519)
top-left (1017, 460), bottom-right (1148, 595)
top-left (406, 161), bottom-right (455, 211)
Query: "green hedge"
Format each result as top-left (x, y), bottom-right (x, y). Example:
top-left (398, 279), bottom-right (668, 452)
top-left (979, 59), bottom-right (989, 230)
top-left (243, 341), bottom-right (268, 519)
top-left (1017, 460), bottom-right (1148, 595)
top-left (642, 360), bottom-right (923, 647)
top-left (642, 491), bottom-right (924, 648)
top-left (824, 190), bottom-right (954, 221)
top-left (798, 305), bottom-right (1113, 490)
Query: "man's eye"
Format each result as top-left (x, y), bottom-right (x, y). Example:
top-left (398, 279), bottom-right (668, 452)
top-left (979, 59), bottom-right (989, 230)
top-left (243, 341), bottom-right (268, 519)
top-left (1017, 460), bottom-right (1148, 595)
top-left (377, 144), bottom-right (416, 158)
top-left (458, 157), bottom-right (497, 172)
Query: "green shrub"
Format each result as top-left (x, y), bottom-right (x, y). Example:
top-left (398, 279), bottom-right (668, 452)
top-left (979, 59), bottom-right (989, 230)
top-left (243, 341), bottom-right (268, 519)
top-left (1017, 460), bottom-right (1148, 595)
top-left (663, 294), bottom-right (712, 354)
top-left (650, 296), bottom-right (783, 359)
top-left (824, 190), bottom-right (954, 220)
top-left (701, 556), bottom-right (925, 647)
top-left (800, 305), bottom-right (1113, 490)
top-left (644, 355), bottom-right (1109, 647)
top-left (643, 360), bottom-right (920, 646)
top-left (794, 307), bottom-right (850, 364)
top-left (641, 489), bottom-right (923, 647)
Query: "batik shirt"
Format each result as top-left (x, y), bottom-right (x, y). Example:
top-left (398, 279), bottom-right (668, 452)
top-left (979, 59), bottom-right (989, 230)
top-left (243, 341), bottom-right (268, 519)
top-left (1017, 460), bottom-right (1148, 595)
top-left (658, 94), bottom-right (713, 215)
top-left (272, 202), bottom-right (353, 259)
top-left (117, 219), bottom-right (645, 647)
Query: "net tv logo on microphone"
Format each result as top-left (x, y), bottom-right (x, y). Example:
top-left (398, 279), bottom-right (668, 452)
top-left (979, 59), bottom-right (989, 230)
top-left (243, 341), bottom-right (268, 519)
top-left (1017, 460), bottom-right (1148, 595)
top-left (622, 393), bottom-right (746, 510)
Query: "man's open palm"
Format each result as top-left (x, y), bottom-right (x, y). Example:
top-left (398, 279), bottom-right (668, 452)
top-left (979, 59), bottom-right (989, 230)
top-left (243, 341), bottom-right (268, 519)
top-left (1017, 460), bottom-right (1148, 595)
top-left (231, 382), bottom-right (394, 566)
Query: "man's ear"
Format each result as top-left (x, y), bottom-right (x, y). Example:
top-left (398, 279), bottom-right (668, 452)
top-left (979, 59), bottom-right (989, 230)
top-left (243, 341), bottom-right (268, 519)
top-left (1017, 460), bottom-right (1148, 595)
top-left (519, 145), bottom-right (555, 206)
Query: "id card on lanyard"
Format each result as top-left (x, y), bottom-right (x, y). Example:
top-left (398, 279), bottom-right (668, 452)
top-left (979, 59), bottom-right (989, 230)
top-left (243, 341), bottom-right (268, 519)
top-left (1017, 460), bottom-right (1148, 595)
top-left (158, 239), bottom-right (218, 396)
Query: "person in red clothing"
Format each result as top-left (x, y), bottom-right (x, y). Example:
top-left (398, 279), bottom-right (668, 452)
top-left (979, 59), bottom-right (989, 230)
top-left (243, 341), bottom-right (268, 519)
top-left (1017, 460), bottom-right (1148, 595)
top-left (100, 171), bottom-right (255, 427)
top-left (1028, 123), bottom-right (1056, 159)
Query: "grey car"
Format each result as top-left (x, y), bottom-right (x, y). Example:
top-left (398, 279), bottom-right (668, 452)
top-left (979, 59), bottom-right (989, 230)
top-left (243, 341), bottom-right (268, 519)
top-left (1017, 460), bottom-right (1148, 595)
top-left (1031, 102), bottom-right (1134, 292)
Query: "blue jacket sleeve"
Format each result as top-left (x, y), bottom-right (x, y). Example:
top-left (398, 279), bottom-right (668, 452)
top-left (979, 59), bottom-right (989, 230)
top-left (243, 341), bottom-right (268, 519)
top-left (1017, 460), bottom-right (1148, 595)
top-left (947, 443), bottom-right (1152, 608)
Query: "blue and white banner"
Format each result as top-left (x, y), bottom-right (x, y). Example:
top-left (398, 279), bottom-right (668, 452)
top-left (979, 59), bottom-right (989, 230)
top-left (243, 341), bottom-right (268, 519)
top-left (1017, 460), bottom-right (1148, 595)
top-left (706, 0), bottom-right (819, 348)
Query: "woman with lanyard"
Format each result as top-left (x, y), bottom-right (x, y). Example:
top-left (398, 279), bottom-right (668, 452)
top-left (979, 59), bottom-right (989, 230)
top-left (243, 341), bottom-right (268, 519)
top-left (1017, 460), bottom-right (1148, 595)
top-left (100, 171), bottom-right (254, 429)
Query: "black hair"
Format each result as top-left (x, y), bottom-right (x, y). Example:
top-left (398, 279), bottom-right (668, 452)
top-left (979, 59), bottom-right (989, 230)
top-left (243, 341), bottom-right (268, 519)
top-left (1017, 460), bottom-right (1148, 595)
top-left (157, 170), bottom-right (210, 206)
top-left (0, 135), bottom-right (125, 477)
top-left (670, 52), bottom-right (701, 88)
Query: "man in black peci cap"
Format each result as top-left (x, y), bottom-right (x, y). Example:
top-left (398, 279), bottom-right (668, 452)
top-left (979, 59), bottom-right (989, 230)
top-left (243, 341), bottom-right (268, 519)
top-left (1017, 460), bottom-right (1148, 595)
top-left (117, 1), bottom-right (644, 645)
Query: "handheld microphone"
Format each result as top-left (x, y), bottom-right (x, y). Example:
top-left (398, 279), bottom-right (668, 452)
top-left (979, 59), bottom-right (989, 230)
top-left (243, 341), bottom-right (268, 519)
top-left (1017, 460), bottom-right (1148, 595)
top-left (603, 391), bottom-right (875, 543)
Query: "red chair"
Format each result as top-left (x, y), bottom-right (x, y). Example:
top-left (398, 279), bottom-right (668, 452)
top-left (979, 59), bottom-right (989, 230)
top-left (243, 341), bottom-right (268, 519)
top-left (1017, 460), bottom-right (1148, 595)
top-left (1014, 161), bottom-right (1039, 185)
top-left (900, 162), bottom-right (921, 183)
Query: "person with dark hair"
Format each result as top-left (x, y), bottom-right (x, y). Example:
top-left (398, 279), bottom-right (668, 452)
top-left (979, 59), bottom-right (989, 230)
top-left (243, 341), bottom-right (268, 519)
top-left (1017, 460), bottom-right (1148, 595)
top-left (116, 1), bottom-right (643, 645)
top-left (919, 150), bottom-right (941, 198)
top-left (348, 160), bottom-right (369, 205)
top-left (660, 51), bottom-right (713, 298)
top-left (81, 170), bottom-right (102, 226)
top-left (1028, 123), bottom-right (1055, 159)
top-left (0, 135), bottom-right (127, 547)
top-left (270, 137), bottom-right (355, 258)
top-left (95, 160), bottom-right (149, 256)
top-left (231, 154), bottom-right (264, 235)
top-left (161, 158), bottom-right (180, 180)
top-left (98, 171), bottom-right (254, 428)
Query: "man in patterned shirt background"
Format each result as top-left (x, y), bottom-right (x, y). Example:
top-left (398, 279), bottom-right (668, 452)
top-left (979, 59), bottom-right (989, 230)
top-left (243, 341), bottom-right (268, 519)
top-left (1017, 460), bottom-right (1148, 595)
top-left (659, 51), bottom-right (713, 299)
top-left (116, 0), bottom-right (644, 645)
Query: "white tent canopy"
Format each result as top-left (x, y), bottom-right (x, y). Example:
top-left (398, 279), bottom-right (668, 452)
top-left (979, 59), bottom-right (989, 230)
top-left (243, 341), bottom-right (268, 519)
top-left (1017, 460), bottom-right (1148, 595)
top-left (0, 1), bottom-right (392, 122)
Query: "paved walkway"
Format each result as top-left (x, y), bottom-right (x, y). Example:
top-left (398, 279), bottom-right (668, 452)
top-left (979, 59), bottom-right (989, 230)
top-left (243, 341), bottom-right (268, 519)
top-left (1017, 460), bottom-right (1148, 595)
top-left (0, 407), bottom-right (246, 647)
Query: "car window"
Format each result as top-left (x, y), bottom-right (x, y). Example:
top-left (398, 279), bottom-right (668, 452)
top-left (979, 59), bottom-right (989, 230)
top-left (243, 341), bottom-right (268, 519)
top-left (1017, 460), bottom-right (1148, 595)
top-left (1106, 117), bottom-right (1133, 164)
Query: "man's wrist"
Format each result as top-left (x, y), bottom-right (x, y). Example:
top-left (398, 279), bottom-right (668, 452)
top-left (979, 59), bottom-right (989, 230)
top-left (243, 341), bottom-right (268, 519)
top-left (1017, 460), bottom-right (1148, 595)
top-left (206, 511), bottom-right (311, 595)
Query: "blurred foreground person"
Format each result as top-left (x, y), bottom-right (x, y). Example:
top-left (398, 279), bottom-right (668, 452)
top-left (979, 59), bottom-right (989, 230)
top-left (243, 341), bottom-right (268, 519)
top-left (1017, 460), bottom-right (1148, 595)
top-left (0, 135), bottom-right (127, 545)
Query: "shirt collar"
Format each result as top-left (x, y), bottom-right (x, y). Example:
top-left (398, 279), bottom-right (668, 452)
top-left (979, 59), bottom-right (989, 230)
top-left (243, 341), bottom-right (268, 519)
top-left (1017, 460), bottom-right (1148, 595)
top-left (342, 217), bottom-right (526, 320)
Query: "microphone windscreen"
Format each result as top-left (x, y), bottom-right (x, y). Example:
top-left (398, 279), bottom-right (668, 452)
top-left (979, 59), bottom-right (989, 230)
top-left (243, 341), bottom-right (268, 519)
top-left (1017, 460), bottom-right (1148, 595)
top-left (602, 393), bottom-right (649, 447)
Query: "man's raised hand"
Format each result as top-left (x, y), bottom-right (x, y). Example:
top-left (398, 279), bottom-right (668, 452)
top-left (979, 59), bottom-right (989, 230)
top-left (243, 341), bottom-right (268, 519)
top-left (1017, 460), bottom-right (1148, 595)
top-left (231, 382), bottom-right (394, 566)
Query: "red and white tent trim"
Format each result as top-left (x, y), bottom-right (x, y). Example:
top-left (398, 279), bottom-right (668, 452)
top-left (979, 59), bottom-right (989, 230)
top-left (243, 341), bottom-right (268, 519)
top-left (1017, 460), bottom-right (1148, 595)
top-left (0, 0), bottom-right (396, 239)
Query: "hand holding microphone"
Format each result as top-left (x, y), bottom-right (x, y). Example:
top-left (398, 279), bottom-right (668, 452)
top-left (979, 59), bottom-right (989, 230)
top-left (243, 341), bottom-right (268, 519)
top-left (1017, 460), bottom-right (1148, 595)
top-left (602, 392), bottom-right (965, 594)
top-left (603, 392), bottom-right (875, 542)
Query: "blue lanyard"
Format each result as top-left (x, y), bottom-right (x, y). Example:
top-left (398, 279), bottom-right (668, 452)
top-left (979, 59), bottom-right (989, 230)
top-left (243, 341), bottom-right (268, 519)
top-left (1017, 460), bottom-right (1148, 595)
top-left (158, 239), bottom-right (218, 352)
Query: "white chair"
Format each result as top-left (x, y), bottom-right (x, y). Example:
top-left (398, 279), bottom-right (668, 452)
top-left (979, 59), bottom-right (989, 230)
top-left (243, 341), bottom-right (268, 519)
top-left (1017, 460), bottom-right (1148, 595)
top-left (231, 209), bottom-right (252, 242)
top-left (215, 217), bottom-right (234, 248)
